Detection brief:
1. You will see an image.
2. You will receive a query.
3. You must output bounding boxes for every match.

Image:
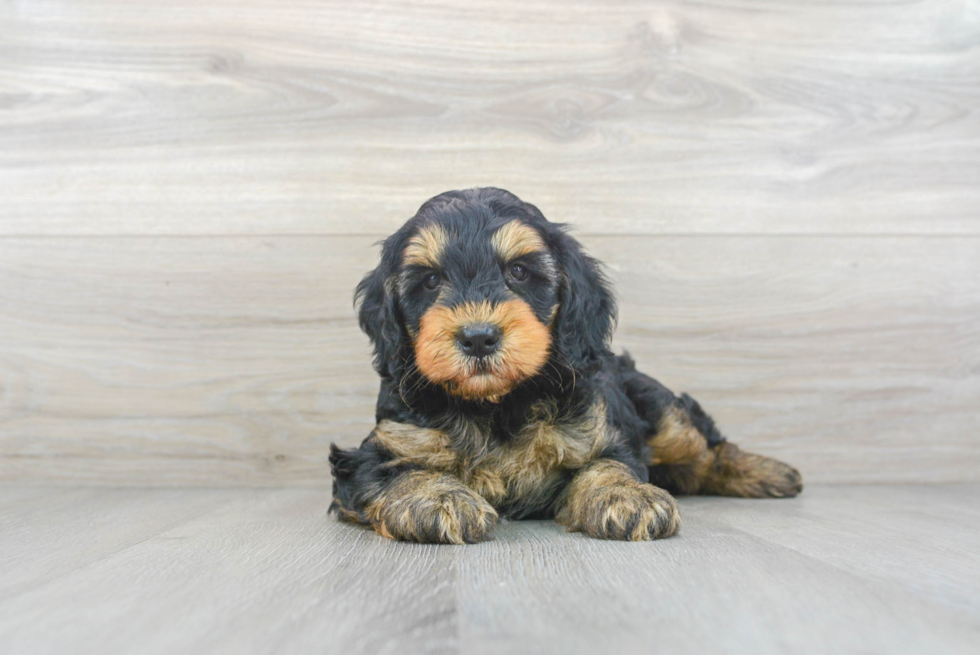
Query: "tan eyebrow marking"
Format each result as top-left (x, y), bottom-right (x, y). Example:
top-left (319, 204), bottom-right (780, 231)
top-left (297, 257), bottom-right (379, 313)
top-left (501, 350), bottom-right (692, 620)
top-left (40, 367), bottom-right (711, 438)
top-left (402, 224), bottom-right (448, 268)
top-left (491, 221), bottom-right (546, 262)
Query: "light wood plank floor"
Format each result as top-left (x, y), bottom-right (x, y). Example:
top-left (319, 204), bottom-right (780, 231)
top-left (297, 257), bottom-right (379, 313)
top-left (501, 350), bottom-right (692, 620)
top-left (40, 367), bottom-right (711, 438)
top-left (1, 484), bottom-right (978, 654)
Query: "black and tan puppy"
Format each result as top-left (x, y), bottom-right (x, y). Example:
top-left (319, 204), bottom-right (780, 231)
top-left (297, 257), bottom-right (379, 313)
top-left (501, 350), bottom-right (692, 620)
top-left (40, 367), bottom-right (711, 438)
top-left (329, 187), bottom-right (802, 544)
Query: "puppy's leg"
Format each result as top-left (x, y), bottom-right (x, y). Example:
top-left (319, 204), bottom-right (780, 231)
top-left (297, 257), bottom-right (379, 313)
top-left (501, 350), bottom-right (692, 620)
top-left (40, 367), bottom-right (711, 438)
top-left (329, 439), bottom-right (497, 545)
top-left (555, 459), bottom-right (680, 541)
top-left (647, 394), bottom-right (803, 498)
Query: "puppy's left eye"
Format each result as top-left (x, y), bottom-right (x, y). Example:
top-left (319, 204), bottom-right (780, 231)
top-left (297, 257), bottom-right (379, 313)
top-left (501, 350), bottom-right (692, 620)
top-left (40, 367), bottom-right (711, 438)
top-left (507, 263), bottom-right (529, 282)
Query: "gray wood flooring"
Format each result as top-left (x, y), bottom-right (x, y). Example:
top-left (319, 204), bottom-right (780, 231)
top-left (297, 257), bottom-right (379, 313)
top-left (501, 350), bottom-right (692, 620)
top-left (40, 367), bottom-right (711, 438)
top-left (1, 484), bottom-right (978, 654)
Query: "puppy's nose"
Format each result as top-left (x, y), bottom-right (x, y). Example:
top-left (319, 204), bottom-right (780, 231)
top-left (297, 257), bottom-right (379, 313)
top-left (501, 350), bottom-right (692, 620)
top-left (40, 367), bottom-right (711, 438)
top-left (456, 323), bottom-right (501, 358)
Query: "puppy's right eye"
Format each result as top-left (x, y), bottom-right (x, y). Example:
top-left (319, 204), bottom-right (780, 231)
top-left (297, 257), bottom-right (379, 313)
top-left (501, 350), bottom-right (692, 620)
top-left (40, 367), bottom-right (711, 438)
top-left (423, 272), bottom-right (441, 290)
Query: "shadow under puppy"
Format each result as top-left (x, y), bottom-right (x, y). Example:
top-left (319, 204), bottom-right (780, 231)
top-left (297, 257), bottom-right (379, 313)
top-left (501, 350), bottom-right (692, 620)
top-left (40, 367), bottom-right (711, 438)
top-left (330, 187), bottom-right (802, 544)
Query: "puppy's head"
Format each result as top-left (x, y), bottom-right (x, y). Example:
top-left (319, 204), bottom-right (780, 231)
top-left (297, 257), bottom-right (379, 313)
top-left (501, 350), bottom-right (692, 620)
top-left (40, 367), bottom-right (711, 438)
top-left (357, 188), bottom-right (615, 402)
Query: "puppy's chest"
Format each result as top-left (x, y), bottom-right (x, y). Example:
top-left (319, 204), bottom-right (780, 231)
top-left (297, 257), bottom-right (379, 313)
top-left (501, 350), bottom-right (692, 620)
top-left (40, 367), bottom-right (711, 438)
top-left (373, 401), bottom-right (613, 505)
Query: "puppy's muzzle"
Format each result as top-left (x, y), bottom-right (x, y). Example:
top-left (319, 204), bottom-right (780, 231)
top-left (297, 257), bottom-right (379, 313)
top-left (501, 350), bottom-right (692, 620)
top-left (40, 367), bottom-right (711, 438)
top-left (456, 323), bottom-right (501, 359)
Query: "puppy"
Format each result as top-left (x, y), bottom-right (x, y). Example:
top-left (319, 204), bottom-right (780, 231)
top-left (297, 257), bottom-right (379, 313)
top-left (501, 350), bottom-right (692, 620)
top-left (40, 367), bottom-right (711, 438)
top-left (329, 187), bottom-right (802, 544)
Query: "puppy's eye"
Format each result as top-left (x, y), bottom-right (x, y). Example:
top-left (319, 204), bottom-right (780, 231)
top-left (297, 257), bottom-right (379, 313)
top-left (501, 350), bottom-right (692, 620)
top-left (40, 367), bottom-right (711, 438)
top-left (423, 272), bottom-right (441, 290)
top-left (508, 263), bottom-right (529, 282)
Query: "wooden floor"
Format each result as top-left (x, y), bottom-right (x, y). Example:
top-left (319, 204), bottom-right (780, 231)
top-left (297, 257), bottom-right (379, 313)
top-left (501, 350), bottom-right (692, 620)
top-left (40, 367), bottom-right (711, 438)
top-left (1, 484), bottom-right (978, 654)
top-left (2, 2), bottom-right (976, 650)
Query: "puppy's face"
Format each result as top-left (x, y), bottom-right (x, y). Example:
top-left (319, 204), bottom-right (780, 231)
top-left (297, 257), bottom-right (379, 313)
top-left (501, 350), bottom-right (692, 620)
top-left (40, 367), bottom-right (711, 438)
top-left (397, 217), bottom-right (558, 401)
top-left (357, 188), bottom-right (615, 402)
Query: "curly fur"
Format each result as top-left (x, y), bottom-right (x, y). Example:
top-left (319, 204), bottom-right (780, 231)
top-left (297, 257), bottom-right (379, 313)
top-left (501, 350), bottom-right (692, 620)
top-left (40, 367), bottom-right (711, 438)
top-left (331, 188), bottom-right (802, 544)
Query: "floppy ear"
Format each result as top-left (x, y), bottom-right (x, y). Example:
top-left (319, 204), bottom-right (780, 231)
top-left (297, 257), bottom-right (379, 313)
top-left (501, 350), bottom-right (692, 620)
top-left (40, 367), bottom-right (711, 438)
top-left (551, 230), bottom-right (617, 370)
top-left (354, 240), bottom-right (407, 380)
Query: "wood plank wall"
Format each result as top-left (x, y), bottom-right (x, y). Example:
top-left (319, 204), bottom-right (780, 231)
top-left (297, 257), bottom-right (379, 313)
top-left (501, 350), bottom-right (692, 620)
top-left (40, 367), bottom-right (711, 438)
top-left (1, 0), bottom-right (978, 486)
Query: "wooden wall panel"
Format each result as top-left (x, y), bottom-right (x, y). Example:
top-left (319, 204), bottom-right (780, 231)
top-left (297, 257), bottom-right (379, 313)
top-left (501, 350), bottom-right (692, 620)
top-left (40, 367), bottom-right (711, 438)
top-left (0, 237), bottom-right (377, 485)
top-left (1, 0), bottom-right (977, 486)
top-left (2, 0), bottom-right (978, 236)
top-left (1, 236), bottom-right (976, 485)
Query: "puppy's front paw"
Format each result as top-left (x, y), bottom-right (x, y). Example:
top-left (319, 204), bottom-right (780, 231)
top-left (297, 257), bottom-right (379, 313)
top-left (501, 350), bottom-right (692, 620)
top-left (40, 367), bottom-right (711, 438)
top-left (373, 471), bottom-right (498, 544)
top-left (580, 482), bottom-right (680, 541)
top-left (558, 460), bottom-right (681, 541)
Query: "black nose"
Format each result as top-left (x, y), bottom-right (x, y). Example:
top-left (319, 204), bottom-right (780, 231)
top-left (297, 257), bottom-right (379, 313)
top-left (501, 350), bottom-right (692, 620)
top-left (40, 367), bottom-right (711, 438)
top-left (456, 323), bottom-right (502, 358)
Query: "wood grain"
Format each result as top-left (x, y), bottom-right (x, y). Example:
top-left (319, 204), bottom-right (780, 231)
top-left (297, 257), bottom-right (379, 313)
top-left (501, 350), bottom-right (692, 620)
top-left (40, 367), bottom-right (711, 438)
top-left (1, 0), bottom-right (979, 235)
top-left (0, 237), bottom-right (379, 486)
top-left (1, 485), bottom-right (978, 654)
top-left (0, 235), bottom-right (976, 485)
top-left (0, 0), bottom-right (977, 486)
top-left (0, 487), bottom-right (459, 655)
